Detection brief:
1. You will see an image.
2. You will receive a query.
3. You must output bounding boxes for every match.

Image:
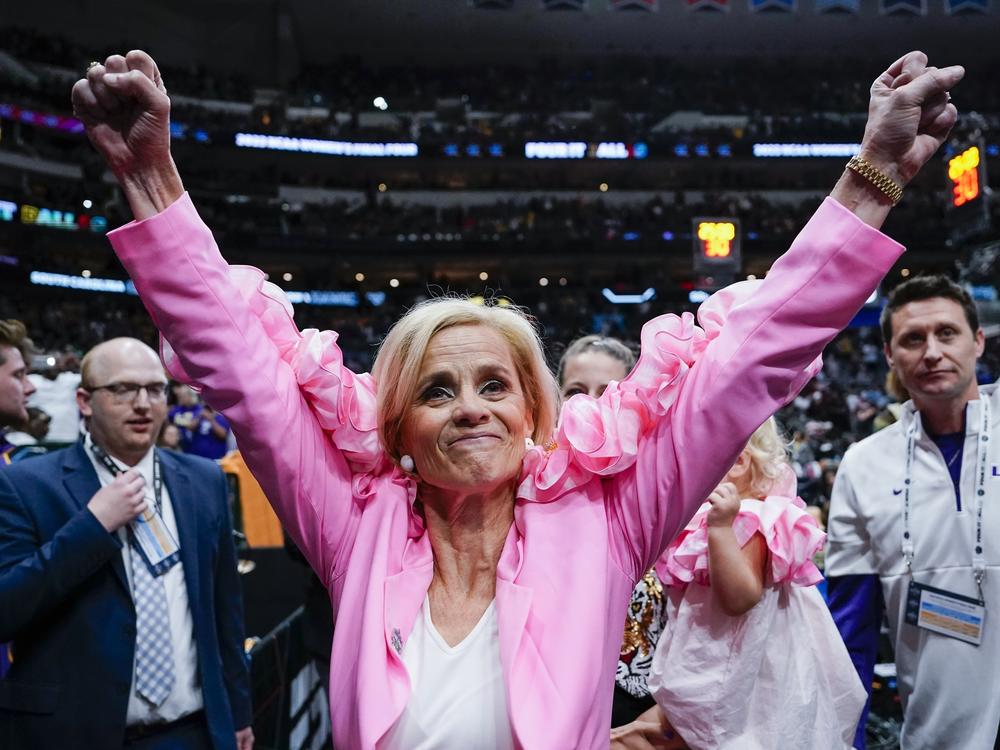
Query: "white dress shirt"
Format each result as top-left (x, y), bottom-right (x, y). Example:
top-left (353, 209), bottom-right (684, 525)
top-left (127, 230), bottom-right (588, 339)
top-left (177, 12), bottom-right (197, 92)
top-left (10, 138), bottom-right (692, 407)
top-left (83, 434), bottom-right (204, 725)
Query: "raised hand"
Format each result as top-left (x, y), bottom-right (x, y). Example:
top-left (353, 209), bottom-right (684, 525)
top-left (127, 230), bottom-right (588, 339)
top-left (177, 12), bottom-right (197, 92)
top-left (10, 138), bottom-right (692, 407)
top-left (72, 51), bottom-right (171, 176)
top-left (71, 51), bottom-right (183, 219)
top-left (87, 470), bottom-right (148, 533)
top-left (705, 481), bottom-right (742, 528)
top-left (860, 51), bottom-right (964, 186)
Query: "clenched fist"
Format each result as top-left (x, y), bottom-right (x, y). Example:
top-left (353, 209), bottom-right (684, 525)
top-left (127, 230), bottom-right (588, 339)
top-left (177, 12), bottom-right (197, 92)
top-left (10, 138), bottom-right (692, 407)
top-left (72, 51), bottom-right (171, 177)
top-left (71, 50), bottom-right (183, 220)
top-left (705, 482), bottom-right (742, 529)
top-left (88, 470), bottom-right (149, 533)
top-left (860, 51), bottom-right (964, 186)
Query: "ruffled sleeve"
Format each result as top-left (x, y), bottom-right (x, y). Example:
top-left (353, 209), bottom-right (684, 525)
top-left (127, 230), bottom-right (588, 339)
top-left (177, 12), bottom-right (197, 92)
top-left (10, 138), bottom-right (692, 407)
top-left (655, 486), bottom-right (826, 589)
top-left (518, 280), bottom-right (823, 503)
top-left (160, 265), bottom-right (384, 474)
top-left (518, 311), bottom-right (699, 501)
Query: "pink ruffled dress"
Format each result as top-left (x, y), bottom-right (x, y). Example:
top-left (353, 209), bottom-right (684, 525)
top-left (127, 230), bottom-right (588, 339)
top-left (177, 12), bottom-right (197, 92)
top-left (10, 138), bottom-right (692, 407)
top-left (647, 469), bottom-right (866, 750)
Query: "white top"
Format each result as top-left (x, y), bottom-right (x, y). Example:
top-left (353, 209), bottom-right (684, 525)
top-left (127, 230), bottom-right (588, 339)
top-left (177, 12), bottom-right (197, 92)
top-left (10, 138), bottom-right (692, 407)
top-left (83, 435), bottom-right (204, 725)
top-left (377, 598), bottom-right (515, 750)
top-left (826, 383), bottom-right (1000, 750)
top-left (27, 372), bottom-right (81, 443)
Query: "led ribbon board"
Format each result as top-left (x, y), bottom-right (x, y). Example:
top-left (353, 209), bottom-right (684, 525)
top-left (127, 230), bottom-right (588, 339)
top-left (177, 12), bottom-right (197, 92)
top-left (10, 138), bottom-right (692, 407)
top-left (235, 133), bottom-right (418, 157)
top-left (2, 199), bottom-right (108, 233)
top-left (29, 271), bottom-right (383, 307)
top-left (524, 141), bottom-right (648, 159)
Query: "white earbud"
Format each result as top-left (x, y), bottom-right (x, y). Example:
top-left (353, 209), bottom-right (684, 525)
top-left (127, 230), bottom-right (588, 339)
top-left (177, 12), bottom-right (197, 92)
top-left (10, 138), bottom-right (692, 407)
top-left (524, 437), bottom-right (535, 449)
top-left (400, 455), bottom-right (415, 473)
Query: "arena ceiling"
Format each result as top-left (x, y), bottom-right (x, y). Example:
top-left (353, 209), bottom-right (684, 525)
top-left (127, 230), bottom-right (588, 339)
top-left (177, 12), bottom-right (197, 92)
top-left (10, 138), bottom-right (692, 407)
top-left (8, 0), bottom-right (999, 75)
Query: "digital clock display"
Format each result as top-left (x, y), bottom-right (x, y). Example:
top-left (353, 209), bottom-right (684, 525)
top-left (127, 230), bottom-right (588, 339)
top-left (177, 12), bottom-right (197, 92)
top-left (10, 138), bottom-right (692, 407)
top-left (945, 141), bottom-right (990, 242)
top-left (948, 146), bottom-right (981, 208)
top-left (692, 218), bottom-right (741, 273)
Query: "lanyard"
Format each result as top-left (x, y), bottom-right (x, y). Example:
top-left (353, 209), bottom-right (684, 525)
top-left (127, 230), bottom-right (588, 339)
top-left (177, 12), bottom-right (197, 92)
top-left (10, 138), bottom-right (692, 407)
top-left (902, 396), bottom-right (991, 590)
top-left (89, 441), bottom-right (163, 517)
top-left (89, 440), bottom-right (181, 577)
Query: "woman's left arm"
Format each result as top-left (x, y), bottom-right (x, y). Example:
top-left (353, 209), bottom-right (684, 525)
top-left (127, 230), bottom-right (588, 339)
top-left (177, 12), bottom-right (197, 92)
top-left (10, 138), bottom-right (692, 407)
top-left (607, 193), bottom-right (902, 576)
top-left (606, 53), bottom-right (963, 576)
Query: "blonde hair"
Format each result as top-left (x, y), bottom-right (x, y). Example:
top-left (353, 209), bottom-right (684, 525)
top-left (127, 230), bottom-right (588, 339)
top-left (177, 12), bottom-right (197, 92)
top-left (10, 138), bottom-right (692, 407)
top-left (372, 297), bottom-right (559, 462)
top-left (741, 417), bottom-right (790, 497)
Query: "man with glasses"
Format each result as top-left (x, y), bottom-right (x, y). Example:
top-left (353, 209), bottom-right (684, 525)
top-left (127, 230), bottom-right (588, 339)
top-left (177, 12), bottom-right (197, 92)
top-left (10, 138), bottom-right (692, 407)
top-left (0, 338), bottom-right (253, 750)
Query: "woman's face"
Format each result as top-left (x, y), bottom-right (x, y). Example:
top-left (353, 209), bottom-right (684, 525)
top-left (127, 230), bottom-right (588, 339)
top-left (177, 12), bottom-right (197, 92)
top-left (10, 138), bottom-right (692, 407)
top-left (401, 324), bottom-right (533, 495)
top-left (560, 350), bottom-right (629, 399)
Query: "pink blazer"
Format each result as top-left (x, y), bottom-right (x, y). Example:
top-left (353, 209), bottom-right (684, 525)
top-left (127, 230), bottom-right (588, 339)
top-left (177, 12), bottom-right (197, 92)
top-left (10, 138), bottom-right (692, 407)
top-left (108, 194), bottom-right (901, 749)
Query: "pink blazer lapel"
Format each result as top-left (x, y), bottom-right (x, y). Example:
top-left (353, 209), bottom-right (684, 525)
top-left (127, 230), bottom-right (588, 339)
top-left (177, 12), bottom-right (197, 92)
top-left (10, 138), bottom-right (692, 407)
top-left (368, 540), bottom-right (433, 748)
top-left (496, 577), bottom-right (535, 749)
top-left (496, 523), bottom-right (557, 750)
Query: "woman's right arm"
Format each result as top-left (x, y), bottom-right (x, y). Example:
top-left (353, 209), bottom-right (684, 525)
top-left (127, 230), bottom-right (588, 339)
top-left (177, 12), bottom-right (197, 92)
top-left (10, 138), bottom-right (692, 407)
top-left (73, 52), bottom-right (364, 582)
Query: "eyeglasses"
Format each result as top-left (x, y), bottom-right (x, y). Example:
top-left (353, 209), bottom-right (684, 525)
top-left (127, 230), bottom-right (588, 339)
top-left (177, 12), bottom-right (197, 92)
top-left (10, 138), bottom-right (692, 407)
top-left (86, 382), bottom-right (169, 404)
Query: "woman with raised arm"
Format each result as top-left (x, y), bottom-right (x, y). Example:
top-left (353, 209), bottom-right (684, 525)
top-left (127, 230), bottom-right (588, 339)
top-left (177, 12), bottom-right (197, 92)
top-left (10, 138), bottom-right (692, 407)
top-left (73, 51), bottom-right (961, 750)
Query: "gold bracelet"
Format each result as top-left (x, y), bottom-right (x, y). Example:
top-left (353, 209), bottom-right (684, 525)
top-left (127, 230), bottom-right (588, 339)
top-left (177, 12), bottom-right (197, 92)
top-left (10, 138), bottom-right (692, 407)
top-left (846, 156), bottom-right (904, 206)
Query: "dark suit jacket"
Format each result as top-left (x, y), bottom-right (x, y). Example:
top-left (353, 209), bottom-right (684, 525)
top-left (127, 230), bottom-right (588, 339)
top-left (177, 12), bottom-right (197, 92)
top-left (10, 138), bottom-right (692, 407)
top-left (0, 442), bottom-right (252, 750)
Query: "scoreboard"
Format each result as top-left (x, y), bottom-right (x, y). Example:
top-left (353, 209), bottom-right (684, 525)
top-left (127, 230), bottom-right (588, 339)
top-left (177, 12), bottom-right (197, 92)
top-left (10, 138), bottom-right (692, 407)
top-left (692, 218), bottom-right (741, 276)
top-left (948, 146), bottom-right (981, 208)
top-left (946, 141), bottom-right (989, 243)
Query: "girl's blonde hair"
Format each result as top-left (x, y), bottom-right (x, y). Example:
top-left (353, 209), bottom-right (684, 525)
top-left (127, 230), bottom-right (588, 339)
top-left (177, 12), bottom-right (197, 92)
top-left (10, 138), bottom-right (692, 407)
top-left (372, 297), bottom-right (559, 462)
top-left (741, 417), bottom-right (791, 497)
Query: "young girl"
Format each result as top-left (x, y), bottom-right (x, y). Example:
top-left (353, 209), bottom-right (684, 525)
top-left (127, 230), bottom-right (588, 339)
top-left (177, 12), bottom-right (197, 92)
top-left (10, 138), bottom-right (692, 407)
top-left (634, 418), bottom-right (865, 750)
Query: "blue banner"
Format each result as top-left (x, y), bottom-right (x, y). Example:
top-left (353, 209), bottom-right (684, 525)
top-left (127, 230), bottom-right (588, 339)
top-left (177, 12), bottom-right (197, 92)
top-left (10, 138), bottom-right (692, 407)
top-left (879, 0), bottom-right (926, 13)
top-left (944, 0), bottom-right (988, 12)
top-left (610, 0), bottom-right (658, 9)
top-left (815, 0), bottom-right (859, 11)
top-left (686, 0), bottom-right (730, 10)
top-left (749, 0), bottom-right (796, 11)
